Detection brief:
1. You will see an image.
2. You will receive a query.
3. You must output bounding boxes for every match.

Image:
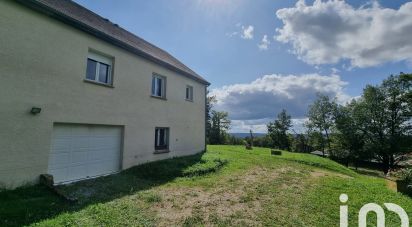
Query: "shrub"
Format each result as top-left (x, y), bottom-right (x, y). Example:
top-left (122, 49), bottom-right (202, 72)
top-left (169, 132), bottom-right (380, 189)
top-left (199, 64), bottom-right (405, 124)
top-left (271, 149), bottom-right (282, 156)
top-left (392, 168), bottom-right (412, 196)
top-left (398, 168), bottom-right (412, 188)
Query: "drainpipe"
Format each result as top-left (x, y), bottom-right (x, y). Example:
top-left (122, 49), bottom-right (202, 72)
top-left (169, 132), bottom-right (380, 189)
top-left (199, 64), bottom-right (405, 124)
top-left (204, 85), bottom-right (208, 152)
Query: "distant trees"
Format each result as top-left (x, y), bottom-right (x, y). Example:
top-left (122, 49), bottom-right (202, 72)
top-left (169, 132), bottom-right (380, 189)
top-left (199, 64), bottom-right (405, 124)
top-left (253, 135), bottom-right (273, 148)
top-left (205, 73), bottom-right (411, 173)
top-left (267, 109), bottom-right (292, 150)
top-left (306, 94), bottom-right (337, 156)
top-left (348, 74), bottom-right (411, 173)
top-left (206, 92), bottom-right (232, 145)
top-left (205, 93), bottom-right (217, 144)
top-left (332, 100), bottom-right (368, 167)
top-left (306, 73), bottom-right (411, 173)
top-left (291, 133), bottom-right (312, 153)
top-left (208, 110), bottom-right (231, 145)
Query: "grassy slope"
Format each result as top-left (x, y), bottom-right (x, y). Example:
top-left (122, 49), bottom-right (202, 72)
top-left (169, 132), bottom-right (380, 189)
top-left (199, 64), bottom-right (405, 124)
top-left (0, 145), bottom-right (411, 226)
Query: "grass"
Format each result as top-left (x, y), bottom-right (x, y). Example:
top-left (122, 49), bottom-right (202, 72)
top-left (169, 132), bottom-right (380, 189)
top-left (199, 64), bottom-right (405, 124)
top-left (0, 145), bottom-right (411, 226)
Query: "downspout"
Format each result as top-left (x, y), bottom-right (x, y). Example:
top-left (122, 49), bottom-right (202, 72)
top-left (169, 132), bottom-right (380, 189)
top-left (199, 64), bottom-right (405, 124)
top-left (204, 85), bottom-right (209, 152)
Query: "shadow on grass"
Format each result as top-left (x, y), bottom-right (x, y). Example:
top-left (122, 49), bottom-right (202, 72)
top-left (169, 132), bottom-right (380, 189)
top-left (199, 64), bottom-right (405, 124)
top-left (0, 152), bottom-right (226, 226)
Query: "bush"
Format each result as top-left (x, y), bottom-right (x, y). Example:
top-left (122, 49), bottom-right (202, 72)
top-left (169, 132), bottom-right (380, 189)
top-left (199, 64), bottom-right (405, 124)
top-left (398, 168), bottom-right (412, 188)
top-left (393, 168), bottom-right (412, 196)
top-left (271, 149), bottom-right (282, 156)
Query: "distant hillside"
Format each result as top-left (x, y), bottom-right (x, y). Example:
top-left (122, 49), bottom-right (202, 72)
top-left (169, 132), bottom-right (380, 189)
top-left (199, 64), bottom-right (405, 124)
top-left (230, 133), bottom-right (267, 139)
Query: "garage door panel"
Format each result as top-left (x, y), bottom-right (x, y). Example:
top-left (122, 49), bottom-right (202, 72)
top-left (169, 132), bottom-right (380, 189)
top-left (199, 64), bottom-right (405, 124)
top-left (69, 164), bottom-right (89, 180)
top-left (49, 153), bottom-right (70, 168)
top-left (51, 138), bottom-right (72, 153)
top-left (91, 127), bottom-right (121, 136)
top-left (70, 126), bottom-right (90, 136)
top-left (71, 151), bottom-right (89, 165)
top-left (48, 124), bottom-right (122, 184)
top-left (71, 138), bottom-right (90, 150)
top-left (88, 161), bottom-right (118, 176)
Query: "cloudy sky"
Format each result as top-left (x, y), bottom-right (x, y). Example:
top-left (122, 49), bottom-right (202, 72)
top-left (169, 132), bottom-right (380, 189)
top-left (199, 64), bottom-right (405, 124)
top-left (74, 0), bottom-right (412, 132)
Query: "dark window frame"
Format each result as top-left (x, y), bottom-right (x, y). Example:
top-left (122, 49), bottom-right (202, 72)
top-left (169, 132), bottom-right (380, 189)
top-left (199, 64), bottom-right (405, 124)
top-left (154, 127), bottom-right (170, 151)
top-left (151, 74), bottom-right (166, 99)
top-left (185, 85), bottom-right (194, 101)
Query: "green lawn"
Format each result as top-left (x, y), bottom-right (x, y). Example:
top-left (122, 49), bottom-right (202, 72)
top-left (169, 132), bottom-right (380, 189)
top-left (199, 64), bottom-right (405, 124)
top-left (0, 145), bottom-right (411, 226)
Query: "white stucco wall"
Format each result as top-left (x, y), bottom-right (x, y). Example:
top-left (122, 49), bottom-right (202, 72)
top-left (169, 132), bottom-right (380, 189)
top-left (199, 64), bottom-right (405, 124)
top-left (0, 1), bottom-right (207, 188)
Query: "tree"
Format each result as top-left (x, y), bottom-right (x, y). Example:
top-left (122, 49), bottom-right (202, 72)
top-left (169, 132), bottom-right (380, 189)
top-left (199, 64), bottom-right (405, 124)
top-left (333, 101), bottom-right (369, 168)
top-left (291, 133), bottom-right (312, 153)
top-left (381, 74), bottom-right (412, 167)
top-left (267, 109), bottom-right (292, 150)
top-left (355, 85), bottom-right (391, 173)
top-left (206, 93), bottom-right (217, 144)
top-left (349, 73), bottom-right (411, 173)
top-left (209, 110), bottom-right (231, 144)
top-left (253, 135), bottom-right (273, 148)
top-left (306, 94), bottom-right (337, 156)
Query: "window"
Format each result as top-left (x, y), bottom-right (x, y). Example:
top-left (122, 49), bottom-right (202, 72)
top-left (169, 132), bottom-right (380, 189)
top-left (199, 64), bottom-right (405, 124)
top-left (85, 51), bottom-right (113, 85)
top-left (185, 85), bottom-right (193, 101)
top-left (151, 74), bottom-right (166, 98)
top-left (155, 128), bottom-right (169, 151)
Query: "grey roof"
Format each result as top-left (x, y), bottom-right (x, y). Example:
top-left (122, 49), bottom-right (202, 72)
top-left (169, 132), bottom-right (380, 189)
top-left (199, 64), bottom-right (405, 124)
top-left (17, 0), bottom-right (210, 85)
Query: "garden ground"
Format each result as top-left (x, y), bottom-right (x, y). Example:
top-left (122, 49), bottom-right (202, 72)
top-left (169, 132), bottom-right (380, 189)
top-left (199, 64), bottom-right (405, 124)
top-left (0, 145), bottom-right (411, 226)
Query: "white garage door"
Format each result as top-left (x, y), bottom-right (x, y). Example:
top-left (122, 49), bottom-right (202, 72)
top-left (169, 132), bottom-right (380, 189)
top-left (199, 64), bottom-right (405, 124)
top-left (48, 124), bottom-right (122, 184)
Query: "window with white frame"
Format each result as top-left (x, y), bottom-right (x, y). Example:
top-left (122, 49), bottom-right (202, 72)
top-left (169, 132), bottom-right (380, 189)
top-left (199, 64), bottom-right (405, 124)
top-left (155, 127), bottom-right (169, 150)
top-left (185, 85), bottom-right (193, 101)
top-left (86, 51), bottom-right (113, 85)
top-left (151, 74), bottom-right (166, 98)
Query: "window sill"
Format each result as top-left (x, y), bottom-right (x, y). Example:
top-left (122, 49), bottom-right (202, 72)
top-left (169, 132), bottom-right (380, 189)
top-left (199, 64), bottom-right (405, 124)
top-left (84, 79), bottom-right (114, 88)
top-left (185, 99), bottom-right (194, 102)
top-left (154, 149), bottom-right (170, 154)
top-left (151, 95), bottom-right (167, 101)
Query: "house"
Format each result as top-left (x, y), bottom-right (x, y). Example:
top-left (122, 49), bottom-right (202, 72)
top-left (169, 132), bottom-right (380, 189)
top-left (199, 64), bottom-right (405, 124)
top-left (0, 0), bottom-right (210, 188)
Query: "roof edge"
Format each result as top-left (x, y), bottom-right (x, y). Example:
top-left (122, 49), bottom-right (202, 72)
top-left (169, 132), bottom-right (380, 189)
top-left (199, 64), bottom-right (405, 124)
top-left (15, 0), bottom-right (210, 85)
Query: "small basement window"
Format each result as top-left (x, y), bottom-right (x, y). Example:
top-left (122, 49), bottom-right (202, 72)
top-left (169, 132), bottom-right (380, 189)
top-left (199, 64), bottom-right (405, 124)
top-left (86, 51), bottom-right (113, 85)
top-left (155, 127), bottom-right (169, 151)
top-left (185, 85), bottom-right (193, 101)
top-left (151, 74), bottom-right (166, 98)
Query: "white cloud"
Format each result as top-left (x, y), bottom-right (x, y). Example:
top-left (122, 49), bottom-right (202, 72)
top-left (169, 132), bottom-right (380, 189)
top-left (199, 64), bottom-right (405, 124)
top-left (258, 34), bottom-right (270, 50)
top-left (211, 73), bottom-right (350, 119)
top-left (226, 31), bottom-right (238, 37)
top-left (231, 119), bottom-right (270, 133)
top-left (211, 73), bottom-right (352, 132)
top-left (230, 118), bottom-right (309, 133)
top-left (241, 25), bottom-right (254, 39)
top-left (275, 0), bottom-right (412, 67)
top-left (331, 67), bottom-right (340, 74)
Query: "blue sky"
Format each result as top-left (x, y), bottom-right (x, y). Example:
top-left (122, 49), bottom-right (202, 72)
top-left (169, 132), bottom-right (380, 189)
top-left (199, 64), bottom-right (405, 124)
top-left (74, 0), bottom-right (412, 132)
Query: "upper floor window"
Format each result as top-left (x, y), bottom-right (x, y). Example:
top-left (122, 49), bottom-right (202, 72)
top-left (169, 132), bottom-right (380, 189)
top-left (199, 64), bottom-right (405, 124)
top-left (151, 74), bottom-right (166, 98)
top-left (86, 51), bottom-right (113, 85)
top-left (185, 85), bottom-right (193, 101)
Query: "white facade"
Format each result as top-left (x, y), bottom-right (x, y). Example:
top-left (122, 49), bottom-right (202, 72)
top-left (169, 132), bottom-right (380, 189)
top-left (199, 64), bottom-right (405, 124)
top-left (0, 1), bottom-right (207, 188)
